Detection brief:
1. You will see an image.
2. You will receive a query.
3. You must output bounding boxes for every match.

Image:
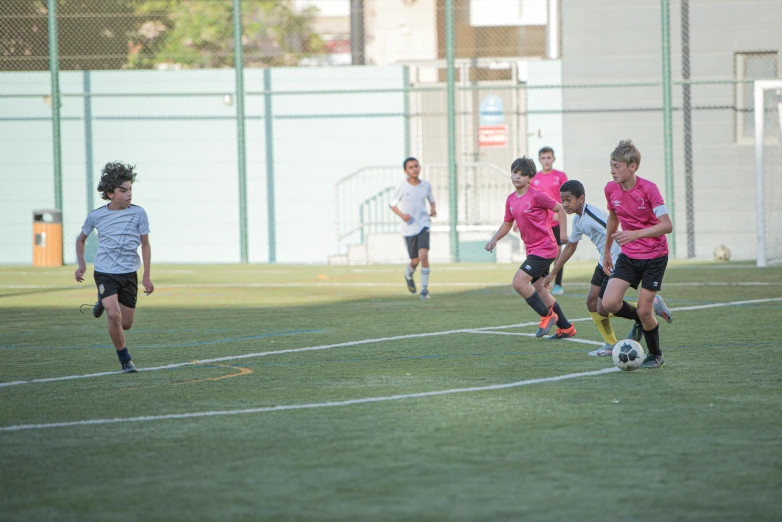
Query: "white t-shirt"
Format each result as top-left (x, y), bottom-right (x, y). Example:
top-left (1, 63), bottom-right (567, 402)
top-left (81, 204), bottom-right (150, 274)
top-left (569, 203), bottom-right (621, 267)
top-left (389, 179), bottom-right (435, 237)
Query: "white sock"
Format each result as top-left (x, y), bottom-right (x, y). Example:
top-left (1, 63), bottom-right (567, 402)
top-left (405, 264), bottom-right (415, 280)
top-left (421, 268), bottom-right (430, 289)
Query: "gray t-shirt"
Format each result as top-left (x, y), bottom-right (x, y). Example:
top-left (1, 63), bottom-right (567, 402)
top-left (389, 179), bottom-right (435, 237)
top-left (81, 204), bottom-right (150, 274)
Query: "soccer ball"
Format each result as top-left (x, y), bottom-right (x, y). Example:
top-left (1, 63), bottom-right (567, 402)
top-left (713, 245), bottom-right (731, 262)
top-left (612, 339), bottom-right (645, 371)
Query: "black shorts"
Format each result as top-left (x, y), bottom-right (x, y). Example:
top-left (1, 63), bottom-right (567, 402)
top-left (591, 264), bottom-right (610, 298)
top-left (609, 253), bottom-right (668, 292)
top-left (94, 271), bottom-right (138, 309)
top-left (551, 225), bottom-right (565, 247)
top-left (519, 255), bottom-right (555, 284)
top-left (405, 228), bottom-right (430, 259)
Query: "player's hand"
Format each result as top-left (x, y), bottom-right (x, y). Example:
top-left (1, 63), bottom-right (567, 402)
top-left (75, 265), bottom-right (86, 283)
top-left (485, 240), bottom-right (497, 253)
top-left (602, 255), bottom-right (613, 276)
top-left (403, 214), bottom-right (412, 222)
top-left (542, 275), bottom-right (553, 288)
top-left (430, 210), bottom-right (437, 218)
top-left (142, 276), bottom-right (154, 295)
top-left (611, 230), bottom-right (637, 246)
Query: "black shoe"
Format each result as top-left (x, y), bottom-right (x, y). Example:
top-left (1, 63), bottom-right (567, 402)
top-left (405, 276), bottom-right (416, 294)
top-left (93, 299), bottom-right (104, 318)
top-left (627, 321), bottom-right (643, 342)
top-left (639, 354), bottom-right (665, 369)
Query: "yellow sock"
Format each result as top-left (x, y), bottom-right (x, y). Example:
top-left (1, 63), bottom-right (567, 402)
top-left (590, 312), bottom-right (618, 345)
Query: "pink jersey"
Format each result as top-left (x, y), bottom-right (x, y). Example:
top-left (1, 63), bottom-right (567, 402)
top-left (504, 188), bottom-right (559, 259)
top-left (604, 176), bottom-right (669, 259)
top-left (532, 169), bottom-right (568, 226)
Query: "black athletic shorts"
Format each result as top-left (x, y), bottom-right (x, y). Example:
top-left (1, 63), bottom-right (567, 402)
top-left (591, 264), bottom-right (610, 298)
top-left (405, 227), bottom-right (430, 259)
top-left (551, 225), bottom-right (565, 247)
top-left (609, 253), bottom-right (668, 292)
top-left (519, 255), bottom-right (555, 284)
top-left (94, 271), bottom-right (138, 309)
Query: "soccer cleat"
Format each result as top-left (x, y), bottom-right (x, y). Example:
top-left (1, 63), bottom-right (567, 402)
top-left (547, 325), bottom-right (576, 339)
top-left (420, 288), bottom-right (431, 300)
top-left (535, 309), bottom-right (558, 337)
top-left (627, 321), bottom-right (643, 342)
top-left (653, 294), bottom-right (673, 323)
top-left (93, 298), bottom-right (104, 318)
top-left (551, 284), bottom-right (564, 296)
top-left (405, 276), bottom-right (416, 294)
top-left (639, 354), bottom-right (665, 369)
top-left (588, 342), bottom-right (615, 356)
top-left (121, 360), bottom-right (138, 373)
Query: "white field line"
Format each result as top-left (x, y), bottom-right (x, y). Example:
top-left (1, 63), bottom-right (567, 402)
top-left (0, 367), bottom-right (619, 432)
top-left (466, 330), bottom-right (603, 346)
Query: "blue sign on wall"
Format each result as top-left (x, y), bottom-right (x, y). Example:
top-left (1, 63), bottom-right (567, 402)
top-left (479, 95), bottom-right (505, 125)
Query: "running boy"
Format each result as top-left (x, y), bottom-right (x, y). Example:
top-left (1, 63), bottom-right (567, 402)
top-left (390, 157), bottom-right (436, 300)
top-left (534, 146), bottom-right (568, 295)
top-left (75, 162), bottom-right (154, 373)
top-left (485, 157), bottom-right (576, 339)
top-left (543, 179), bottom-right (672, 356)
top-left (601, 140), bottom-right (673, 369)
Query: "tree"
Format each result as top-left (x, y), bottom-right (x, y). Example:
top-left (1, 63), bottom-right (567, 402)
top-left (128, 0), bottom-right (325, 69)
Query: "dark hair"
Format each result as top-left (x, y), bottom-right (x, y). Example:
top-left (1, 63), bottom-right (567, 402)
top-left (560, 179), bottom-right (585, 199)
top-left (538, 146), bottom-right (555, 157)
top-left (510, 157), bottom-right (536, 178)
top-left (97, 162), bottom-right (136, 201)
top-left (403, 156), bottom-right (418, 169)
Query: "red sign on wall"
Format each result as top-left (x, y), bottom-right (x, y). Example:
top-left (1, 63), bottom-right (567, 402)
top-left (478, 125), bottom-right (508, 148)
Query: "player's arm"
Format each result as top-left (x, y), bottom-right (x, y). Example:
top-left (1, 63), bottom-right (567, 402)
top-left (552, 202), bottom-right (568, 241)
top-left (140, 234), bottom-right (154, 295)
top-left (485, 221), bottom-right (513, 253)
top-left (603, 209), bottom-right (619, 274)
top-left (544, 241), bottom-right (578, 287)
top-left (74, 232), bottom-right (88, 283)
top-left (389, 186), bottom-right (411, 222)
top-left (612, 212), bottom-right (673, 246)
top-left (389, 205), bottom-right (411, 222)
top-left (428, 201), bottom-right (437, 218)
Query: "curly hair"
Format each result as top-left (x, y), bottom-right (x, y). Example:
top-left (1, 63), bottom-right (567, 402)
top-left (560, 179), bottom-right (585, 199)
top-left (611, 139), bottom-right (641, 166)
top-left (510, 156), bottom-right (537, 178)
top-left (97, 162), bottom-right (136, 201)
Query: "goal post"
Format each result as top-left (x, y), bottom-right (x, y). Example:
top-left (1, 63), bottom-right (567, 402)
top-left (754, 79), bottom-right (782, 267)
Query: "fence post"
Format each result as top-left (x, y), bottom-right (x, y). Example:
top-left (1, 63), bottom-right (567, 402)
top-left (681, 0), bottom-right (695, 258)
top-left (233, 0), bottom-right (248, 263)
top-left (47, 0), bottom-right (63, 265)
top-left (264, 68), bottom-right (277, 263)
top-left (445, 0), bottom-right (459, 262)
top-left (660, 0), bottom-right (676, 257)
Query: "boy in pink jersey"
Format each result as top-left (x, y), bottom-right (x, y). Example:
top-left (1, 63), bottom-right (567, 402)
top-left (602, 139), bottom-right (673, 369)
top-left (534, 147), bottom-right (568, 295)
top-left (485, 157), bottom-right (576, 339)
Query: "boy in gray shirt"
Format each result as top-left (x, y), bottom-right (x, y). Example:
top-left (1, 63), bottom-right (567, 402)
top-left (75, 162), bottom-right (154, 373)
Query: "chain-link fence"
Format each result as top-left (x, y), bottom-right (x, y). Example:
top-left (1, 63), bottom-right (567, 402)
top-left (1, 0), bottom-right (781, 265)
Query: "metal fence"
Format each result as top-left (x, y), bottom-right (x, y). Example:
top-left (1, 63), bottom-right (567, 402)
top-left (1, 0), bottom-right (781, 265)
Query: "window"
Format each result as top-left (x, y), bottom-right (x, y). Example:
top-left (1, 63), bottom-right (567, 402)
top-left (736, 51), bottom-right (778, 142)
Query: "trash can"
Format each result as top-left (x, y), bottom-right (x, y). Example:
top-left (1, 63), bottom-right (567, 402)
top-left (32, 209), bottom-right (63, 267)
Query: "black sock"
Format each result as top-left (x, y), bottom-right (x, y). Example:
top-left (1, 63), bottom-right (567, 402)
top-left (555, 268), bottom-right (563, 286)
top-left (614, 301), bottom-right (640, 323)
top-left (525, 291), bottom-right (551, 317)
top-left (551, 301), bottom-right (572, 329)
top-left (116, 347), bottom-right (131, 363)
top-left (643, 325), bottom-right (662, 356)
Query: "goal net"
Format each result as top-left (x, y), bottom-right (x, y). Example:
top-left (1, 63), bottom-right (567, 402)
top-left (755, 79), bottom-right (782, 267)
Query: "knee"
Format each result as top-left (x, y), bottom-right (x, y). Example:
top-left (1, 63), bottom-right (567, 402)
top-left (601, 297), bottom-right (621, 314)
top-left (106, 309), bottom-right (122, 326)
top-left (122, 322), bottom-right (133, 331)
top-left (596, 302), bottom-right (610, 316)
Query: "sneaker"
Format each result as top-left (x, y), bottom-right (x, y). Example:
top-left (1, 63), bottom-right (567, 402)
top-left (121, 360), bottom-right (138, 373)
top-left (547, 325), bottom-right (576, 339)
top-left (420, 288), bottom-right (431, 300)
top-left (588, 342), bottom-right (615, 356)
top-left (653, 294), bottom-right (673, 323)
top-left (639, 353), bottom-right (665, 369)
top-left (93, 299), bottom-right (104, 319)
top-left (405, 276), bottom-right (416, 294)
top-left (536, 309), bottom-right (558, 337)
top-left (627, 321), bottom-right (643, 342)
top-left (551, 284), bottom-right (564, 296)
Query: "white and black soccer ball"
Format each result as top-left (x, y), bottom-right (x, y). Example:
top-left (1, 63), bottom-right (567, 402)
top-left (714, 245), bottom-right (731, 262)
top-left (612, 339), bottom-right (645, 371)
